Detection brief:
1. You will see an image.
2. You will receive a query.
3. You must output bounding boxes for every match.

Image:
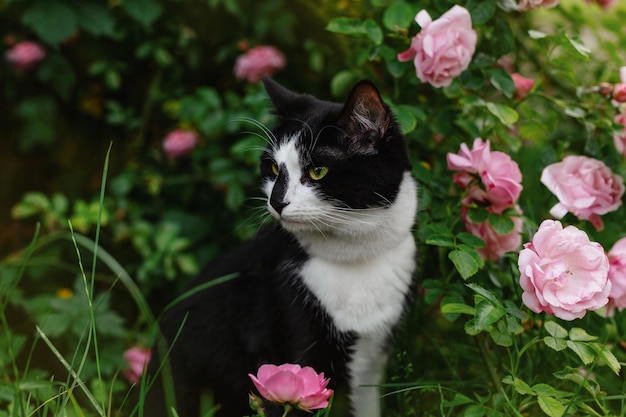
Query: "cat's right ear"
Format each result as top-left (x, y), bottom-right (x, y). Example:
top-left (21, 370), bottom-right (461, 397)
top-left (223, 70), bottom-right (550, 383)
top-left (262, 77), bottom-right (301, 117)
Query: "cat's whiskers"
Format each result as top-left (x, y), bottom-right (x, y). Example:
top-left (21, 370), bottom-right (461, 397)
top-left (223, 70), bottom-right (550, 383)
top-left (232, 117), bottom-right (279, 148)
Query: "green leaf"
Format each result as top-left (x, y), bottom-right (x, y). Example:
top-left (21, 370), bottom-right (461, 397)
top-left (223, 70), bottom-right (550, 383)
top-left (589, 344), bottom-right (621, 375)
top-left (363, 19), bottom-right (384, 44)
top-left (75, 1), bottom-right (116, 37)
top-left (490, 322), bottom-right (513, 347)
top-left (327, 18), bottom-right (383, 44)
top-left (392, 105), bottom-right (418, 134)
top-left (443, 393), bottom-right (474, 407)
top-left (544, 336), bottom-right (568, 351)
top-left (544, 321), bottom-right (568, 338)
top-left (486, 102), bottom-right (519, 126)
top-left (465, 0), bottom-right (495, 25)
top-left (567, 341), bottom-right (595, 365)
top-left (568, 327), bottom-right (597, 342)
top-left (123, 0), bottom-right (163, 28)
top-left (440, 303), bottom-right (476, 316)
top-left (508, 377), bottom-right (535, 396)
top-left (426, 234), bottom-right (455, 248)
top-left (491, 20), bottom-right (514, 57)
top-left (565, 34), bottom-right (592, 58)
top-left (537, 396), bottom-right (566, 417)
top-left (464, 405), bottom-right (487, 417)
top-left (488, 69), bottom-right (515, 99)
top-left (22, 0), bottom-right (78, 46)
top-left (449, 249), bottom-right (480, 280)
top-left (331, 70), bottom-right (361, 98)
top-left (467, 208), bottom-right (489, 224)
top-left (457, 233), bottom-right (485, 248)
top-left (474, 301), bottom-right (506, 329)
top-left (488, 213), bottom-right (515, 235)
top-left (382, 2), bottom-right (416, 30)
top-left (466, 283), bottom-right (500, 305)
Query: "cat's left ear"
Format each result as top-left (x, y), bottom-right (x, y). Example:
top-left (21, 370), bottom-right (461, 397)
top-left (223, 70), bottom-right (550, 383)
top-left (262, 77), bottom-right (302, 117)
top-left (338, 81), bottom-right (391, 155)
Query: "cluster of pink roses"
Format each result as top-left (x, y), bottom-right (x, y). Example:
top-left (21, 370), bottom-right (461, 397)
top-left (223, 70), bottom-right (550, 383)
top-left (447, 138), bottom-right (524, 261)
top-left (519, 151), bottom-right (625, 320)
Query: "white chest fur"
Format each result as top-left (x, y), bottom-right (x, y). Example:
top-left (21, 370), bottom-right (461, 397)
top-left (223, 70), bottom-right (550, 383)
top-left (300, 235), bottom-right (415, 335)
top-left (300, 234), bottom-right (415, 417)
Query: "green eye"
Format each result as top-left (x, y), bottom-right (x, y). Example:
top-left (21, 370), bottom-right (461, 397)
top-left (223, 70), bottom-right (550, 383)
top-left (308, 166), bottom-right (329, 181)
top-left (271, 163), bottom-right (279, 176)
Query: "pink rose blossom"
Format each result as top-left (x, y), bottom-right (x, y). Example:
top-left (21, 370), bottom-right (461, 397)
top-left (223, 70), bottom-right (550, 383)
top-left (5, 41), bottom-right (46, 71)
top-left (249, 363), bottom-right (332, 411)
top-left (162, 129), bottom-right (198, 159)
top-left (511, 73), bottom-right (535, 99)
top-left (234, 45), bottom-right (286, 83)
top-left (614, 113), bottom-right (626, 156)
top-left (447, 138), bottom-right (523, 213)
top-left (517, 0), bottom-right (560, 10)
top-left (541, 155), bottom-right (624, 230)
top-left (606, 237), bottom-right (626, 316)
top-left (397, 5), bottom-right (476, 88)
top-left (462, 205), bottom-right (523, 261)
top-left (518, 220), bottom-right (610, 321)
top-left (612, 83), bottom-right (626, 102)
top-left (123, 347), bottom-right (152, 384)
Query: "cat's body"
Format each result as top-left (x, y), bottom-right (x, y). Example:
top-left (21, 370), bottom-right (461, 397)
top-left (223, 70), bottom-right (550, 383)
top-left (145, 79), bottom-right (417, 417)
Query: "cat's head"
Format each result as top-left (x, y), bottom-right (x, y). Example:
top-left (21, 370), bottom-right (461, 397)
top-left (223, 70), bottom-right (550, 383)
top-left (260, 78), bottom-right (415, 251)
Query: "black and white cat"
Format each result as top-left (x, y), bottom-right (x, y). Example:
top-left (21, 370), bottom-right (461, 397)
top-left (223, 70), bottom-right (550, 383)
top-left (144, 78), bottom-right (417, 417)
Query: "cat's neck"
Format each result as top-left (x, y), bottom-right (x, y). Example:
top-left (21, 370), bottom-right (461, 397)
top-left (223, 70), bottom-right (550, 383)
top-left (291, 172), bottom-right (417, 264)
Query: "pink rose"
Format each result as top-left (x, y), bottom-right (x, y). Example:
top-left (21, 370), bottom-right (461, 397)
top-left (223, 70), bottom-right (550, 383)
top-left (462, 205), bottom-right (523, 261)
top-left (517, 0), bottom-right (560, 10)
top-left (234, 45), bottom-right (286, 83)
top-left (397, 5), bottom-right (476, 88)
top-left (511, 73), bottom-right (535, 99)
top-left (5, 41), bottom-right (46, 71)
top-left (447, 138), bottom-right (523, 213)
top-left (122, 347), bottom-right (152, 384)
top-left (614, 113), bottom-right (626, 157)
top-left (249, 363), bottom-right (332, 411)
top-left (162, 129), bottom-right (198, 159)
top-left (612, 83), bottom-right (626, 102)
top-left (540, 155), bottom-right (624, 230)
top-left (518, 220), bottom-right (610, 321)
top-left (606, 237), bottom-right (626, 316)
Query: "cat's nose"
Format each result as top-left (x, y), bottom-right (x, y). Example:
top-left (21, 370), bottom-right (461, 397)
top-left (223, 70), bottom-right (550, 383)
top-left (270, 198), bottom-right (289, 215)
